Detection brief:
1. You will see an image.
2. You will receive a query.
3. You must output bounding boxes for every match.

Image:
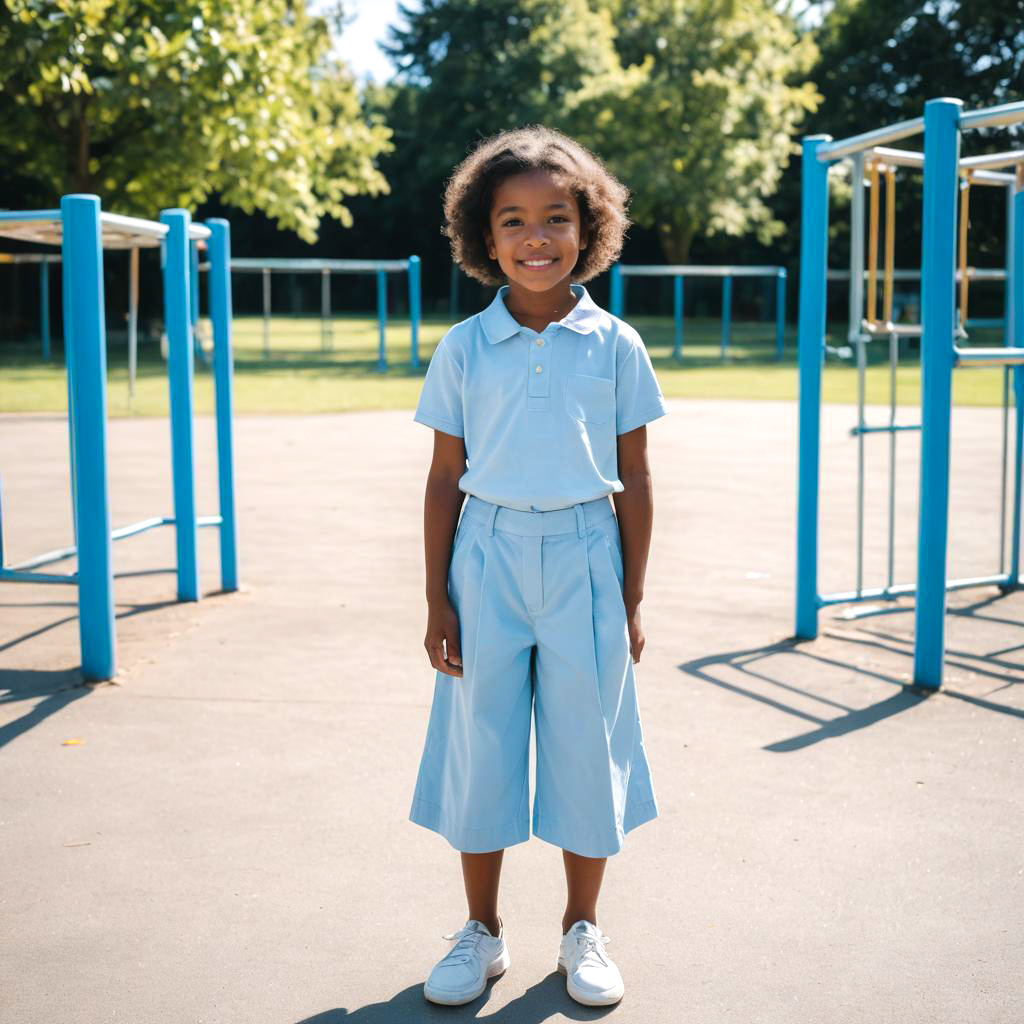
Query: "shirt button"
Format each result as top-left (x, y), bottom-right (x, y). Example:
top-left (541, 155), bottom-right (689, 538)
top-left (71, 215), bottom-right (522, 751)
top-left (535, 365), bottom-right (543, 373)
top-left (536, 338), bottom-right (545, 346)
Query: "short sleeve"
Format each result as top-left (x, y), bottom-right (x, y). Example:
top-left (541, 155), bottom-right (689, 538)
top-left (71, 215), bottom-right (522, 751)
top-left (615, 335), bottom-right (668, 435)
top-left (414, 339), bottom-right (464, 438)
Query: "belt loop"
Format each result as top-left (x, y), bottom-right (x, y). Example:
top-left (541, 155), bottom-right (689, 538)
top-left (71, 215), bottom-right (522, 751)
top-left (574, 502), bottom-right (586, 538)
top-left (486, 502), bottom-right (499, 536)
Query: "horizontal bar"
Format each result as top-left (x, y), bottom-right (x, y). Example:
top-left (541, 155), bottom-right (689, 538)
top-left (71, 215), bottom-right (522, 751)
top-left (970, 170), bottom-right (1017, 186)
top-left (818, 116), bottom-right (925, 162)
top-left (828, 267), bottom-right (1007, 282)
top-left (7, 513), bottom-right (221, 574)
top-left (111, 516), bottom-right (171, 540)
top-left (820, 572), bottom-right (1016, 606)
top-left (861, 320), bottom-right (923, 336)
top-left (617, 264), bottom-right (785, 278)
top-left (965, 317), bottom-right (1005, 328)
top-left (0, 568), bottom-right (78, 584)
top-left (849, 423), bottom-right (922, 436)
top-left (231, 258), bottom-right (409, 273)
top-left (954, 346), bottom-right (1024, 367)
top-left (0, 252), bottom-right (62, 264)
top-left (959, 149), bottom-right (1024, 171)
top-left (0, 209), bottom-right (61, 224)
top-left (961, 100), bottom-right (1024, 132)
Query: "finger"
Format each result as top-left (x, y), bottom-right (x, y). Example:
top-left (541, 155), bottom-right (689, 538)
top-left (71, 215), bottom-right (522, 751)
top-left (445, 629), bottom-right (463, 670)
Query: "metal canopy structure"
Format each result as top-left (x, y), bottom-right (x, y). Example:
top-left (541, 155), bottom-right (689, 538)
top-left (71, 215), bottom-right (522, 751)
top-left (0, 195), bottom-right (238, 682)
top-left (0, 209), bottom-right (210, 248)
top-left (796, 97), bottom-right (1024, 690)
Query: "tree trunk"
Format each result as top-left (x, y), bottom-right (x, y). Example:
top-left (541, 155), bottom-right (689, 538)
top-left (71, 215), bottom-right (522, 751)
top-left (66, 93), bottom-right (94, 194)
top-left (657, 219), bottom-right (697, 265)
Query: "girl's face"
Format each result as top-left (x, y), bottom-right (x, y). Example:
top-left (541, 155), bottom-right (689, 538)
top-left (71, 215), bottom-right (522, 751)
top-left (484, 169), bottom-right (589, 295)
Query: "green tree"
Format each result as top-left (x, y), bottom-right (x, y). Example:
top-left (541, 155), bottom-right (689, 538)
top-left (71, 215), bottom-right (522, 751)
top-left (580, 0), bottom-right (821, 263)
top-left (0, 0), bottom-right (392, 242)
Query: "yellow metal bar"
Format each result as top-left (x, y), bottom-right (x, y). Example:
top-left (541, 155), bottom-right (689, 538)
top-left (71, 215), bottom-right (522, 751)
top-left (867, 160), bottom-right (880, 325)
top-left (958, 171), bottom-right (972, 327)
top-left (883, 165), bottom-right (896, 323)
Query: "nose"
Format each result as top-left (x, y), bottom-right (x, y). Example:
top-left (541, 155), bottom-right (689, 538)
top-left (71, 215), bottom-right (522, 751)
top-left (524, 223), bottom-right (549, 247)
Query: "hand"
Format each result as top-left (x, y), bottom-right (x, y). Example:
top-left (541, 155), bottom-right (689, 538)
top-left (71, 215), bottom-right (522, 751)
top-left (625, 600), bottom-right (645, 664)
top-left (425, 599), bottom-right (463, 678)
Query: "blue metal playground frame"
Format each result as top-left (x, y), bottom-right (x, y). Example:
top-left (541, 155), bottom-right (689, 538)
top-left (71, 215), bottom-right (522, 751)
top-left (609, 263), bottom-right (787, 361)
top-left (0, 194), bottom-right (239, 681)
top-left (796, 98), bottom-right (1024, 690)
top-left (230, 256), bottom-right (422, 370)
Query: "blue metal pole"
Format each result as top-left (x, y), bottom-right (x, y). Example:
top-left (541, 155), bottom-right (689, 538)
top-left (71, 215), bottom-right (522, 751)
top-left (189, 237), bottom-right (207, 366)
top-left (1009, 179), bottom-right (1024, 586)
top-left (63, 239), bottom-right (78, 547)
top-left (673, 275), bottom-right (684, 360)
top-left (913, 98), bottom-right (963, 690)
top-left (161, 209), bottom-right (200, 601)
top-left (609, 264), bottom-right (623, 318)
top-left (207, 219), bottom-right (239, 593)
top-left (61, 194), bottom-right (115, 681)
top-left (40, 261), bottom-right (51, 360)
top-left (776, 270), bottom-right (787, 361)
top-left (377, 268), bottom-right (388, 371)
top-left (796, 136), bottom-right (832, 639)
top-left (721, 275), bottom-right (733, 359)
top-left (408, 255), bottom-right (421, 369)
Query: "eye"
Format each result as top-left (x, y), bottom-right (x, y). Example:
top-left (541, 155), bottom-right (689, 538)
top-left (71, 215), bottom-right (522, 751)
top-left (501, 217), bottom-right (522, 227)
top-left (549, 215), bottom-right (569, 223)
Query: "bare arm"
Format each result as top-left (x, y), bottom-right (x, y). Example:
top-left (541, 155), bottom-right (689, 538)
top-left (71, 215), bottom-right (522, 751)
top-left (423, 429), bottom-right (467, 677)
top-left (611, 425), bottom-right (654, 663)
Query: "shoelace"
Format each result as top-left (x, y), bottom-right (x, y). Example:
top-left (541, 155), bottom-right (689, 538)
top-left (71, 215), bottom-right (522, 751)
top-left (439, 924), bottom-right (486, 966)
top-left (572, 930), bottom-right (612, 970)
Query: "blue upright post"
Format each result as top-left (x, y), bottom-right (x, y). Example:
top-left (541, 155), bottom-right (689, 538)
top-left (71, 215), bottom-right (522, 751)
top-left (776, 270), bottom-right (787, 361)
top-left (673, 275), bottom-right (684, 360)
top-left (408, 255), bottom-right (421, 369)
top-left (721, 275), bottom-right (733, 359)
top-left (189, 237), bottom-right (207, 366)
top-left (1008, 178), bottom-right (1024, 586)
top-left (40, 261), bottom-right (51, 360)
top-left (63, 238), bottom-right (78, 546)
top-left (610, 264), bottom-right (623, 318)
top-left (377, 269), bottom-right (388, 372)
top-left (161, 209), bottom-right (200, 602)
top-left (207, 219), bottom-right (239, 593)
top-left (61, 194), bottom-right (115, 681)
top-left (795, 136), bottom-right (832, 639)
top-left (913, 98), bottom-right (963, 690)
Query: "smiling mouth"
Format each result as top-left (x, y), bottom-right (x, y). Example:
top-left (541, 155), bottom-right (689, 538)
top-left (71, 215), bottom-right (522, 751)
top-left (519, 257), bottom-right (557, 267)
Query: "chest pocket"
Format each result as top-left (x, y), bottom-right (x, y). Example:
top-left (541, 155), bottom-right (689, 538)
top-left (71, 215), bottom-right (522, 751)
top-left (564, 372), bottom-right (615, 425)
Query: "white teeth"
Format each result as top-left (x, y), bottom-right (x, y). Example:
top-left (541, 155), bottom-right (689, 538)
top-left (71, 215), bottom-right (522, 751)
top-left (522, 258), bottom-right (554, 266)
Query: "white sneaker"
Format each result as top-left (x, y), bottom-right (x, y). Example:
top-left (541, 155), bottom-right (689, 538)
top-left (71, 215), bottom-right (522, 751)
top-left (557, 919), bottom-right (624, 1006)
top-left (423, 918), bottom-right (510, 1006)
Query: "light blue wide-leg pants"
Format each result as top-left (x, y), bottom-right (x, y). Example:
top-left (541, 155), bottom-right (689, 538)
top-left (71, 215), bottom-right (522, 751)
top-left (409, 494), bottom-right (658, 858)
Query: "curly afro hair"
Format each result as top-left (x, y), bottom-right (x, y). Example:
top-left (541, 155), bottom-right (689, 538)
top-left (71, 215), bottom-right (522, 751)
top-left (442, 125), bottom-right (630, 286)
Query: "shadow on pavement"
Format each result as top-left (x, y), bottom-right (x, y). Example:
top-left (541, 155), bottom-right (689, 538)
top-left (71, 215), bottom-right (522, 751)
top-left (299, 972), bottom-right (619, 1023)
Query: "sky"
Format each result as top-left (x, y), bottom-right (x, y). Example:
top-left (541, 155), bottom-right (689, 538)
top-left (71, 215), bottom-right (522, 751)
top-left (312, 0), bottom-right (407, 83)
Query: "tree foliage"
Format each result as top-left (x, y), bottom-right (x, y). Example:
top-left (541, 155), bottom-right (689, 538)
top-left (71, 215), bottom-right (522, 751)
top-left (380, 0), bottom-right (819, 265)
top-left (0, 0), bottom-right (392, 242)
top-left (581, 0), bottom-right (820, 262)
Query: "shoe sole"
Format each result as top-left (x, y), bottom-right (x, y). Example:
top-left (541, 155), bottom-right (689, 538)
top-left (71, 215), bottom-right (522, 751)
top-left (423, 948), bottom-right (511, 1006)
top-left (556, 959), bottom-right (624, 1006)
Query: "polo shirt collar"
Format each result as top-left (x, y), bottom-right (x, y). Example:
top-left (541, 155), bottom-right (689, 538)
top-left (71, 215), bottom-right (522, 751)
top-left (480, 284), bottom-right (603, 344)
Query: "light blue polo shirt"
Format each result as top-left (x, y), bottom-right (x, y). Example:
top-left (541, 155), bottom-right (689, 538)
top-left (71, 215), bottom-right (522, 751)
top-left (413, 283), bottom-right (667, 512)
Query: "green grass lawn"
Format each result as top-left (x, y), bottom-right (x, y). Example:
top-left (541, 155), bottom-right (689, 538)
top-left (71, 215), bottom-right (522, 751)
top-left (1, 313), bottom-right (1012, 416)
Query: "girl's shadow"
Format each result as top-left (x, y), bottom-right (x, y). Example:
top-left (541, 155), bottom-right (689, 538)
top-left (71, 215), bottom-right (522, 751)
top-left (298, 971), bottom-right (620, 1023)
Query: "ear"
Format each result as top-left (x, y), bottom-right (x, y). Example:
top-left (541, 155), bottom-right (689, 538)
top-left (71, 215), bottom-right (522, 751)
top-left (483, 229), bottom-right (497, 260)
top-left (579, 222), bottom-right (590, 251)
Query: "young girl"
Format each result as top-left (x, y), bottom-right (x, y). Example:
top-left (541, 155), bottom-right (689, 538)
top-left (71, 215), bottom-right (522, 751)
top-left (409, 126), bottom-right (666, 1008)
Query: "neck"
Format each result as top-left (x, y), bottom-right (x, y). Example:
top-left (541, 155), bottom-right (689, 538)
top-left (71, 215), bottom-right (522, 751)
top-left (504, 282), bottom-right (578, 326)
